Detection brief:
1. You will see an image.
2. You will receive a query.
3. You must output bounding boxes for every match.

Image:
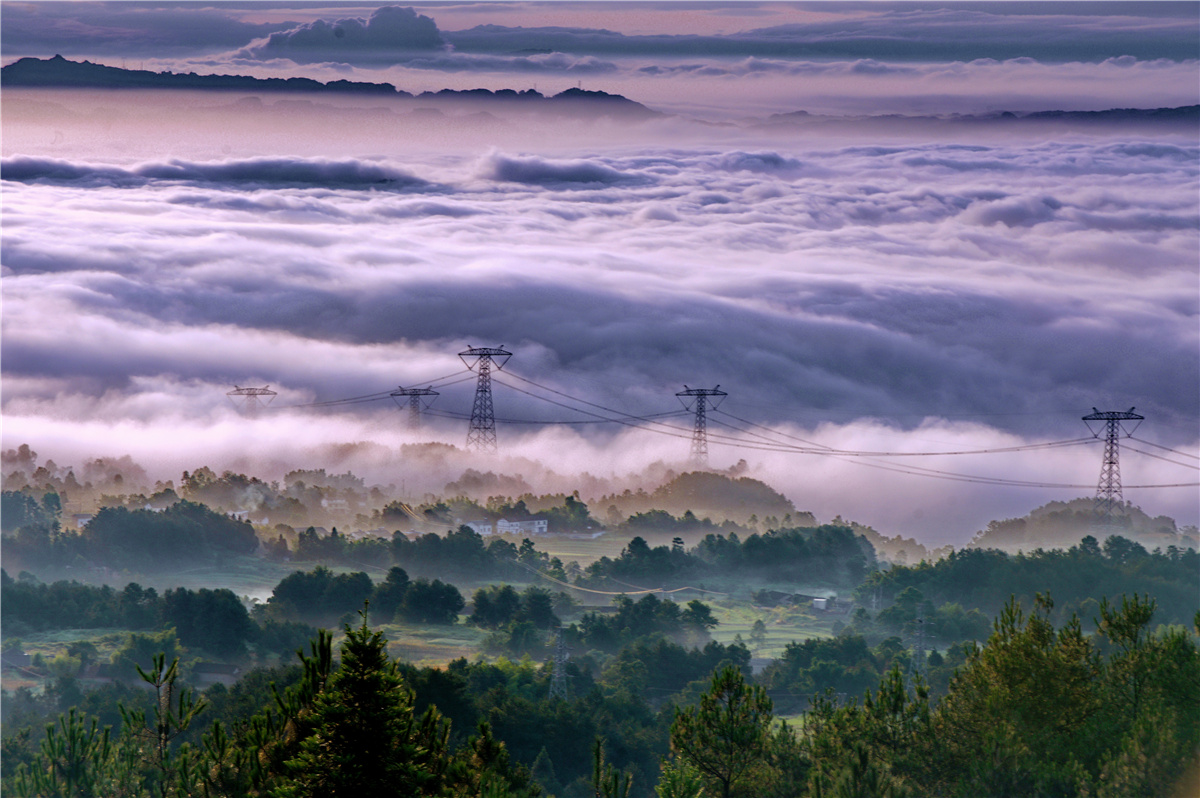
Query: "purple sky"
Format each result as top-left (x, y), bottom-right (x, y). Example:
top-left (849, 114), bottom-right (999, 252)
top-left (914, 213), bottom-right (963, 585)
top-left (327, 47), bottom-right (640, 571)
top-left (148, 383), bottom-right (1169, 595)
top-left (2, 3), bottom-right (1197, 544)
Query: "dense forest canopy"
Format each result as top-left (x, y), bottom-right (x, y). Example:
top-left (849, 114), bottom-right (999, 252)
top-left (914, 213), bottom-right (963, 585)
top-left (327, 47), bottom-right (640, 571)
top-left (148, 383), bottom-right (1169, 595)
top-left (2, 444), bottom-right (1197, 797)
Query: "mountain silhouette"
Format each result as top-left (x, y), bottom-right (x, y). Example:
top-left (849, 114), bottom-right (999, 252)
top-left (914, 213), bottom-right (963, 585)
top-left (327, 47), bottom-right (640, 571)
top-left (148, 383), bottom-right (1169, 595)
top-left (1, 56), bottom-right (659, 118)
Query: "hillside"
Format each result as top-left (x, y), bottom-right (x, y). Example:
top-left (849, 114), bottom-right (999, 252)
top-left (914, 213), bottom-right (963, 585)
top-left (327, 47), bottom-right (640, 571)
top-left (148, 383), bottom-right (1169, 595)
top-left (1, 55), bottom-right (659, 118)
top-left (967, 497), bottom-right (1199, 553)
top-left (598, 469), bottom-right (801, 527)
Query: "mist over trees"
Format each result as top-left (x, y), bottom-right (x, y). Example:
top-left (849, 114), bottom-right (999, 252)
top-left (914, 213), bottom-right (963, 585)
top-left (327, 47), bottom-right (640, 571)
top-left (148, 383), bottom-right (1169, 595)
top-left (2, 444), bottom-right (1198, 796)
top-left (4, 594), bottom-right (1195, 797)
top-left (1, 570), bottom-right (312, 663)
top-left (856, 535), bottom-right (1199, 629)
top-left (579, 525), bottom-right (874, 589)
top-left (2, 498), bottom-right (258, 573)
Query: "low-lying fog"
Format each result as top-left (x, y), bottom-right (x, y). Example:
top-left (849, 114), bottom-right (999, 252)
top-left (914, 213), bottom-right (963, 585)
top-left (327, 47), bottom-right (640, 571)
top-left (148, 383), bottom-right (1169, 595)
top-left (3, 89), bottom-right (1197, 545)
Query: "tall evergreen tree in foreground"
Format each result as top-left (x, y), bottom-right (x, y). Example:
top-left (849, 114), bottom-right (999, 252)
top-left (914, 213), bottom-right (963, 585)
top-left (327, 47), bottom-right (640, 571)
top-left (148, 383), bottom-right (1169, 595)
top-left (272, 611), bottom-right (447, 798)
top-left (669, 665), bottom-right (774, 798)
top-left (804, 593), bottom-right (1200, 797)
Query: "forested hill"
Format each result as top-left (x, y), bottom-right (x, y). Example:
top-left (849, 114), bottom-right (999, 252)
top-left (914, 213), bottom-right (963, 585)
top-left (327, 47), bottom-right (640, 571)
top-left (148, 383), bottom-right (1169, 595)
top-left (1, 55), bottom-right (659, 116)
top-left (969, 497), bottom-right (1198, 553)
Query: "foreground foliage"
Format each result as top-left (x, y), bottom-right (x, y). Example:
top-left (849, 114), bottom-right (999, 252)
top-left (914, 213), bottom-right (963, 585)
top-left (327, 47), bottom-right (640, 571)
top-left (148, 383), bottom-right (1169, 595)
top-left (7, 616), bottom-right (539, 798)
top-left (804, 594), bottom-right (1199, 797)
top-left (4, 593), bottom-right (1196, 797)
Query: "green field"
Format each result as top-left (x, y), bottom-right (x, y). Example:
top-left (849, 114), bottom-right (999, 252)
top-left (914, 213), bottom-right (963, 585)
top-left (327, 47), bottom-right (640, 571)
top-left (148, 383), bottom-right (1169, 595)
top-left (126, 556), bottom-right (302, 603)
top-left (708, 600), bottom-right (834, 658)
top-left (380, 621), bottom-right (490, 667)
top-left (527, 532), bottom-right (633, 567)
top-left (3, 531), bottom-right (845, 696)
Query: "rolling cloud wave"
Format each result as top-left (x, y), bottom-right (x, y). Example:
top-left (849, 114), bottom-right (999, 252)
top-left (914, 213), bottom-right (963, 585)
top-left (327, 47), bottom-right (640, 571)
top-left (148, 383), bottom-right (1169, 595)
top-left (1, 155), bottom-right (431, 190)
top-left (3, 127), bottom-right (1196, 540)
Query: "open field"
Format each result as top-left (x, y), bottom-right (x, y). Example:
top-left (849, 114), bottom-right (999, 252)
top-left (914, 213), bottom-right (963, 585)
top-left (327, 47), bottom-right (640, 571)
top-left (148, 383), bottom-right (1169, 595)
top-left (381, 621), bottom-right (489, 668)
top-left (709, 600), bottom-right (834, 658)
top-left (529, 532), bottom-right (632, 567)
top-left (2, 628), bottom-right (131, 694)
top-left (71, 557), bottom-right (302, 604)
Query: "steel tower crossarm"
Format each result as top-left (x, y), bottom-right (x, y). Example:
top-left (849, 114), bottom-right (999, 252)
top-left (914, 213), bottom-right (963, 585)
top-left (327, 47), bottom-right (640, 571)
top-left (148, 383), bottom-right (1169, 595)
top-left (460, 346), bottom-right (512, 454)
top-left (677, 385), bottom-right (727, 467)
top-left (390, 386), bottom-right (439, 429)
top-left (1082, 407), bottom-right (1144, 523)
top-left (227, 385), bottom-right (277, 416)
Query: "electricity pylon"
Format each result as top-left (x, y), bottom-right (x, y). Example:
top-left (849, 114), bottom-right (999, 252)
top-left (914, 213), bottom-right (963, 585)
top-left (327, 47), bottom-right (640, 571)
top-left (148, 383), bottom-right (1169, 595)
top-left (390, 386), bottom-right (439, 429)
top-left (227, 386), bottom-right (276, 417)
top-left (676, 385), bottom-right (726, 467)
top-left (1082, 407), bottom-right (1144, 524)
top-left (460, 346), bottom-right (511, 454)
top-left (908, 614), bottom-right (927, 684)
top-left (549, 626), bottom-right (569, 701)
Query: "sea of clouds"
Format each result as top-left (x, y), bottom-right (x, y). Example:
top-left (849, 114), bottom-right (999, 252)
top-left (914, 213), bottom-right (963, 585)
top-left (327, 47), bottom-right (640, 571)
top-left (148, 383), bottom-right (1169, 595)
top-left (2, 93), bottom-right (1197, 544)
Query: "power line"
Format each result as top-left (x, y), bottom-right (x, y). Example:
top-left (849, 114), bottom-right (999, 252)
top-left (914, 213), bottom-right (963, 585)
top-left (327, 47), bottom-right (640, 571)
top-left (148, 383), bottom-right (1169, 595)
top-left (226, 362), bottom-right (1196, 495)
top-left (504, 370), bottom-right (689, 423)
top-left (1121, 443), bottom-right (1200, 471)
top-left (427, 371), bottom-right (477, 390)
top-left (711, 410), bottom-right (1097, 458)
top-left (1083, 407), bottom-right (1144, 523)
top-left (1128, 436), bottom-right (1200, 461)
top-left (677, 386), bottom-right (727, 467)
top-left (287, 389), bottom-right (398, 409)
top-left (276, 369), bottom-right (474, 409)
top-left (461, 346), bottom-right (511, 454)
top-left (702, 416), bottom-right (1098, 467)
top-left (704, 417), bottom-right (1194, 489)
top-left (391, 386), bottom-right (439, 429)
top-left (227, 385), bottom-right (277, 416)
top-left (709, 408), bottom-right (835, 450)
top-left (493, 377), bottom-right (1191, 489)
top-left (493, 376), bottom-right (699, 434)
top-left (424, 408), bottom-right (688, 426)
top-left (497, 376), bottom-right (1100, 461)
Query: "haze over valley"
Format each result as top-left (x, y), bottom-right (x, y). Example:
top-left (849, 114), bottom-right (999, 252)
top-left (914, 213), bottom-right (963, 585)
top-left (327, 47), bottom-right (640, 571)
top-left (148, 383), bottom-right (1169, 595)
top-left (2, 4), bottom-right (1198, 797)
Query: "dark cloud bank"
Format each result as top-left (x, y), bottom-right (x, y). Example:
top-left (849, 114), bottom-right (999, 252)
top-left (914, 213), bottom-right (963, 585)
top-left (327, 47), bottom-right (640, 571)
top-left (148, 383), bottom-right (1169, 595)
top-left (1, 3), bottom-right (1196, 539)
top-left (4, 3), bottom-right (1197, 67)
top-left (4, 143), bottom-right (1197, 446)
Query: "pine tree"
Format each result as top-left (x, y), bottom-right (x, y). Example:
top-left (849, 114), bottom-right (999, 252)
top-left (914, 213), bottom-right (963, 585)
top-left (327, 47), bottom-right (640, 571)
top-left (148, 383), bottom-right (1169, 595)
top-left (670, 665), bottom-right (773, 798)
top-left (273, 612), bottom-right (447, 798)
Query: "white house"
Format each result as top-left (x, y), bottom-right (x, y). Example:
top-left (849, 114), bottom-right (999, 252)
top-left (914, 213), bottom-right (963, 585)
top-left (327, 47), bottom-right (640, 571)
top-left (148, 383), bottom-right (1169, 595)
top-left (496, 518), bottom-right (549, 536)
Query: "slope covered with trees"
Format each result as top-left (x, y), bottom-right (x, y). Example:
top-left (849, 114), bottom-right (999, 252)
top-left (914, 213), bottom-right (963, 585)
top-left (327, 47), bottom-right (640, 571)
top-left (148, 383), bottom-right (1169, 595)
top-left (4, 594), bottom-right (1195, 797)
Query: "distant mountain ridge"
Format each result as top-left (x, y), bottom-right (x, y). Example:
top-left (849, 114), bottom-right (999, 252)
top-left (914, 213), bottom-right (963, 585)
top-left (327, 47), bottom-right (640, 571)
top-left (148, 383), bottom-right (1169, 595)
top-left (765, 105), bottom-right (1200, 127)
top-left (5, 55), bottom-right (1191, 126)
top-left (967, 497), bottom-right (1198, 554)
top-left (0, 55), bottom-right (658, 117)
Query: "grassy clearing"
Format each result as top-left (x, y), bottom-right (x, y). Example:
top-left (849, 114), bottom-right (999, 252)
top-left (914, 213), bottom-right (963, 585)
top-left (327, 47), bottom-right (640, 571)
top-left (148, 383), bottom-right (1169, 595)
top-left (775, 712), bottom-right (810, 729)
top-left (380, 621), bottom-right (489, 668)
top-left (708, 600), bottom-right (834, 659)
top-left (15, 628), bottom-right (128, 659)
top-left (532, 532), bottom-right (633, 567)
top-left (2, 629), bottom-right (131, 693)
top-left (137, 557), bottom-right (300, 602)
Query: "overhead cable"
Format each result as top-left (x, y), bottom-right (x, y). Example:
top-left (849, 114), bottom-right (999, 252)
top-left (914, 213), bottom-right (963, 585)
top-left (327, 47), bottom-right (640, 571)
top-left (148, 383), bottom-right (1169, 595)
top-left (1121, 444), bottom-right (1200, 471)
top-left (1127, 436), bottom-right (1200, 461)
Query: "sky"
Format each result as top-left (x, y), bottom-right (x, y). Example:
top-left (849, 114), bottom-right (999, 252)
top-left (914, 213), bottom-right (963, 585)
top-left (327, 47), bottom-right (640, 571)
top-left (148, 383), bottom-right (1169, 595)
top-left (2, 2), bottom-right (1198, 545)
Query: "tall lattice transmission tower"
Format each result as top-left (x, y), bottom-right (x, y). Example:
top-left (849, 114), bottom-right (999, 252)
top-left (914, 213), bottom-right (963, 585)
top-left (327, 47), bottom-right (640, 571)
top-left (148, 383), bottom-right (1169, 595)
top-left (460, 346), bottom-right (511, 454)
top-left (390, 386), bottom-right (439, 429)
top-left (1082, 407), bottom-right (1144, 525)
top-left (549, 626), bottom-right (570, 701)
top-left (227, 386), bottom-right (277, 417)
top-left (676, 386), bottom-right (726, 468)
top-left (907, 614), bottom-right (927, 685)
